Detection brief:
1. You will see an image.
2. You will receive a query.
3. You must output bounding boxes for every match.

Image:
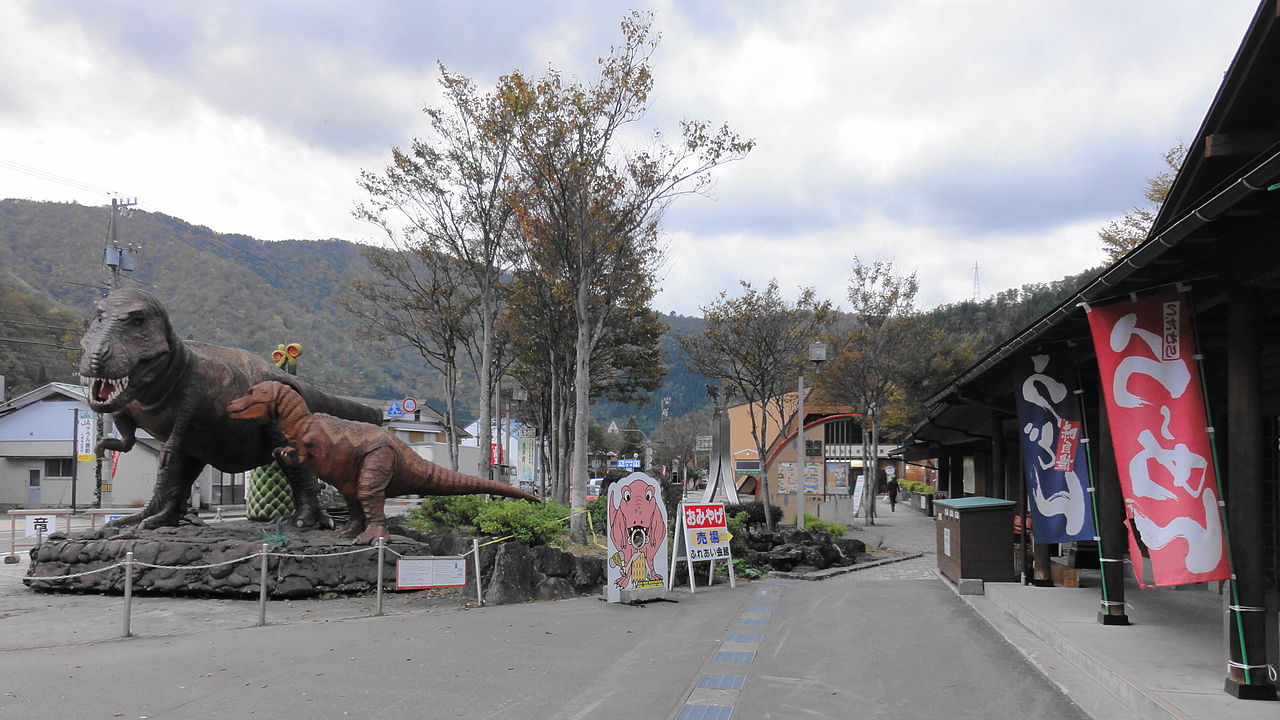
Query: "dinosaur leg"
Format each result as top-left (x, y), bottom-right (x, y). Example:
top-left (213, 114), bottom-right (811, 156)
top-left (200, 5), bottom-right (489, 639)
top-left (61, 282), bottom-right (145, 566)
top-left (135, 452), bottom-right (206, 529)
top-left (280, 464), bottom-right (335, 531)
top-left (352, 447), bottom-right (395, 545)
top-left (336, 495), bottom-right (366, 539)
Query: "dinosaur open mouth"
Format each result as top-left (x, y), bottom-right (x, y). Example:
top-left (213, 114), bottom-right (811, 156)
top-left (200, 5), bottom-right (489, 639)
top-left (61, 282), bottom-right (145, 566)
top-left (627, 525), bottom-right (649, 550)
top-left (83, 375), bottom-right (131, 405)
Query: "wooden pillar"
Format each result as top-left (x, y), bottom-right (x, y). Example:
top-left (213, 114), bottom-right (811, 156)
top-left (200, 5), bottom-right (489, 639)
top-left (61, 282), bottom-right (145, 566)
top-left (1224, 286), bottom-right (1276, 700)
top-left (991, 411), bottom-right (1006, 500)
top-left (1093, 379), bottom-right (1130, 624)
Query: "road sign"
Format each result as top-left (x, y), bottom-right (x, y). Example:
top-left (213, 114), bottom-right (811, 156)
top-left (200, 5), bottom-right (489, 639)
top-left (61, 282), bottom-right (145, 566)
top-left (386, 400), bottom-right (405, 418)
top-left (402, 397), bottom-right (418, 414)
top-left (617, 458), bottom-right (642, 469)
top-left (695, 435), bottom-right (712, 452)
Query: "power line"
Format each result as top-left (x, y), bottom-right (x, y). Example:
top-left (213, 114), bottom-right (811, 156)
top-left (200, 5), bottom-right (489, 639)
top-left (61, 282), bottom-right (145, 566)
top-left (0, 335), bottom-right (78, 348)
top-left (0, 318), bottom-right (83, 332)
top-left (0, 157), bottom-right (122, 197)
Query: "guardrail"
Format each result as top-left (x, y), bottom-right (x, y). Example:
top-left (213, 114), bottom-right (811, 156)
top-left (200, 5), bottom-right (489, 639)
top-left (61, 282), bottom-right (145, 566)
top-left (4, 536), bottom-right (488, 640)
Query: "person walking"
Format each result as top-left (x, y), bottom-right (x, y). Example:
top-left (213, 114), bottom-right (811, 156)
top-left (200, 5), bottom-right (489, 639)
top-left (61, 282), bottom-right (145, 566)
top-left (887, 477), bottom-right (900, 512)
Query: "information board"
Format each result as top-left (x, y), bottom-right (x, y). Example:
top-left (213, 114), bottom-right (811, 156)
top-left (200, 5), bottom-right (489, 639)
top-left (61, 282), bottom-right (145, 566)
top-left (851, 476), bottom-right (867, 517)
top-left (396, 556), bottom-right (467, 589)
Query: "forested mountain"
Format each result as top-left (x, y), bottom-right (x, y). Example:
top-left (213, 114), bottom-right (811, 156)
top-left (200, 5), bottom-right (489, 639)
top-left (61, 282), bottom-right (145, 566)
top-left (0, 199), bottom-right (710, 427)
top-left (0, 198), bottom-right (1102, 432)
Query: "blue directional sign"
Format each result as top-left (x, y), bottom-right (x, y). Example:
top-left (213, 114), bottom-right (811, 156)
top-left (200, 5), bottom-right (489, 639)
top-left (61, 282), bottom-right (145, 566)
top-left (617, 458), bottom-right (642, 469)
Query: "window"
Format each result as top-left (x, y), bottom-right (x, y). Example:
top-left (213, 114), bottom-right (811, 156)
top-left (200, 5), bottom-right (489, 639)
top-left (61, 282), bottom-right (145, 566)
top-left (43, 458), bottom-right (74, 478)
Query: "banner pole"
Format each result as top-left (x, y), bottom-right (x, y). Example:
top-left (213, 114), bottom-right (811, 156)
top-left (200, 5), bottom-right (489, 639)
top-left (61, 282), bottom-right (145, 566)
top-left (1073, 367), bottom-right (1112, 616)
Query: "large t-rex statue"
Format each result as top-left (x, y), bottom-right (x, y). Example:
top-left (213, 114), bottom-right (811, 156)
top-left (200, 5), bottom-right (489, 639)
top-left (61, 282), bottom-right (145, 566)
top-left (78, 289), bottom-right (384, 530)
top-left (227, 381), bottom-right (539, 544)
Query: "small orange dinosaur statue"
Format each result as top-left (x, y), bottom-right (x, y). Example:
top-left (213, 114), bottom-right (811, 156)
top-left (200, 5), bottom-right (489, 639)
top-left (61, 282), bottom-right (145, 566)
top-left (228, 381), bottom-right (539, 544)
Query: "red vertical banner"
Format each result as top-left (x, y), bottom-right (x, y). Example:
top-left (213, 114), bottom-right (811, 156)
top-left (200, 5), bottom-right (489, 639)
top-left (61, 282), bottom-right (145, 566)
top-left (1086, 291), bottom-right (1229, 587)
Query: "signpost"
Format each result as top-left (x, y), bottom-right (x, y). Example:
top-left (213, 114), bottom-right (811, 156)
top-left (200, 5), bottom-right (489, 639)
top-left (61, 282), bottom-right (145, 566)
top-left (851, 475), bottom-right (867, 518)
top-left (668, 502), bottom-right (735, 593)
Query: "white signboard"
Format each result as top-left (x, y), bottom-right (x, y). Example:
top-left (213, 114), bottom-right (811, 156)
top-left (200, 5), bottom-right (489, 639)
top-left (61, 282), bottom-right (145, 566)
top-left (76, 413), bottom-right (96, 461)
top-left (943, 528), bottom-right (952, 557)
top-left (396, 556), bottom-right (467, 589)
top-left (606, 472), bottom-right (669, 603)
top-left (25, 515), bottom-right (54, 538)
top-left (851, 476), bottom-right (867, 518)
top-left (695, 435), bottom-right (713, 452)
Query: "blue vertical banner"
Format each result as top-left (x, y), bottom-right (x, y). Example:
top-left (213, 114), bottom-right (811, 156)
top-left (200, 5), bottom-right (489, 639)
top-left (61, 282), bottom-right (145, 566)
top-left (1015, 352), bottom-right (1097, 544)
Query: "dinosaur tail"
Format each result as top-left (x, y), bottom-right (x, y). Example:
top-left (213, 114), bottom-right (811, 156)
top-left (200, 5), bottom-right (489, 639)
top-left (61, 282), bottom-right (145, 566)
top-left (405, 455), bottom-right (540, 503)
top-left (293, 382), bottom-right (384, 426)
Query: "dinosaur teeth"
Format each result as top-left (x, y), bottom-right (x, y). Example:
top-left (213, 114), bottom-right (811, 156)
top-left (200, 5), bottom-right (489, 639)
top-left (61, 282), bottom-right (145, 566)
top-left (85, 376), bottom-right (130, 404)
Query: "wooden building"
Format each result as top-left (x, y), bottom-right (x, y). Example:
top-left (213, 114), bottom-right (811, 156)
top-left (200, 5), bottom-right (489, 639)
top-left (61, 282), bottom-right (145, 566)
top-left (898, 1), bottom-right (1280, 698)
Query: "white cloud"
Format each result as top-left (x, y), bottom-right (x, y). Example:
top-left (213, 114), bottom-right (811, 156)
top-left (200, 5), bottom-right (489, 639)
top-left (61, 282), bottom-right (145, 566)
top-left (0, 0), bottom-right (1262, 316)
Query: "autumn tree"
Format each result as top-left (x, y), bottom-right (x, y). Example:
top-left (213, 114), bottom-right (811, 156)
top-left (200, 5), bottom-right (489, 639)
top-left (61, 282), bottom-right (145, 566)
top-left (502, 11), bottom-right (753, 529)
top-left (1098, 142), bottom-right (1186, 262)
top-left (355, 64), bottom-right (522, 479)
top-left (678, 280), bottom-right (832, 531)
top-left (815, 258), bottom-right (919, 525)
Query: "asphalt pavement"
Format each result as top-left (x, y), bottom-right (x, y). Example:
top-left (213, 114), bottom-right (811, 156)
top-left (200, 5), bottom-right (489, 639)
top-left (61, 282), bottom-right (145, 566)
top-left (0, 497), bottom-right (1094, 719)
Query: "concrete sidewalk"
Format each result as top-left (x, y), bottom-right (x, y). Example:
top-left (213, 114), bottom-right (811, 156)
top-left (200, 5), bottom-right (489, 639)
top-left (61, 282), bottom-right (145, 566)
top-left (860, 494), bottom-right (1276, 720)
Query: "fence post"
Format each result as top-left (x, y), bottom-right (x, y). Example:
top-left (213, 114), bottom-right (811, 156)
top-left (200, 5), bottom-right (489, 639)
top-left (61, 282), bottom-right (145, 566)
top-left (375, 537), bottom-right (385, 617)
top-left (257, 543), bottom-right (269, 626)
top-left (473, 539), bottom-right (483, 607)
top-left (6, 514), bottom-right (15, 562)
top-left (123, 551), bottom-right (134, 638)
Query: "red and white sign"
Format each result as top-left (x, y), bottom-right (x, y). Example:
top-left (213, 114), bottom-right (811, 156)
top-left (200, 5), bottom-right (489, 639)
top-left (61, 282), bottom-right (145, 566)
top-left (401, 397), bottom-right (418, 414)
top-left (681, 503), bottom-right (731, 561)
top-left (1087, 291), bottom-right (1229, 587)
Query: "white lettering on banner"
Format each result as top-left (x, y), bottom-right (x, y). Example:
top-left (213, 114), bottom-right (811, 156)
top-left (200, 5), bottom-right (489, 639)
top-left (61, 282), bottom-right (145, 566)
top-left (1108, 313), bottom-right (1191, 408)
top-left (1019, 354), bottom-right (1090, 538)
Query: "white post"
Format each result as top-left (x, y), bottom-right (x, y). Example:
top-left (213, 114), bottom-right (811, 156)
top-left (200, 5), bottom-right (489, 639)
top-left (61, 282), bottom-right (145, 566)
top-left (123, 550), bottom-right (134, 637)
top-left (375, 537), bottom-right (385, 616)
top-left (473, 539), bottom-right (483, 606)
top-left (257, 543), bottom-right (269, 626)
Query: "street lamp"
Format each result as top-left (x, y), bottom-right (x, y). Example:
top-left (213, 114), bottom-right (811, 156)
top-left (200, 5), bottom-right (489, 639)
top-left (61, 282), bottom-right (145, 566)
top-left (796, 341), bottom-right (827, 530)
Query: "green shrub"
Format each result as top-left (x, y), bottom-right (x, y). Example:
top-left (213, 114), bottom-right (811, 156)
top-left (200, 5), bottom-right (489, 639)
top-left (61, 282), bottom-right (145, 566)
top-left (727, 511), bottom-right (749, 554)
top-left (803, 514), bottom-right (848, 541)
top-left (406, 494), bottom-right (491, 530)
top-left (474, 500), bottom-right (571, 545)
top-left (733, 557), bottom-right (763, 579)
top-left (586, 496), bottom-right (607, 537)
top-left (723, 501), bottom-right (783, 530)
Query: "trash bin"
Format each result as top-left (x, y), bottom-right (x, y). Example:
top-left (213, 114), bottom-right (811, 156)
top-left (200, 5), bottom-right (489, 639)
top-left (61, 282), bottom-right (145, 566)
top-left (934, 497), bottom-right (1017, 583)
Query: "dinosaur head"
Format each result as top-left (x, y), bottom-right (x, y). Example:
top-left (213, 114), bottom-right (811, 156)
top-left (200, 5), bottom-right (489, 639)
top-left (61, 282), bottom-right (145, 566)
top-left (78, 289), bottom-right (181, 413)
top-left (226, 381), bottom-right (290, 424)
top-left (609, 477), bottom-right (666, 553)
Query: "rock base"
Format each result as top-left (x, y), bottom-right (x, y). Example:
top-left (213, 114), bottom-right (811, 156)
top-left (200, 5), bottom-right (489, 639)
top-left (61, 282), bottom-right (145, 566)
top-left (24, 521), bottom-right (608, 604)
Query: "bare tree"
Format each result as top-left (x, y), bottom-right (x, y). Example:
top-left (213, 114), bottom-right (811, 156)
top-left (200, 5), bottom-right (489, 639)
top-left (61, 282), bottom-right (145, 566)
top-left (356, 63), bottom-right (522, 480)
top-left (678, 280), bottom-right (831, 531)
top-left (344, 247), bottom-right (477, 468)
top-left (816, 257), bottom-right (919, 525)
top-left (1098, 142), bottom-right (1186, 262)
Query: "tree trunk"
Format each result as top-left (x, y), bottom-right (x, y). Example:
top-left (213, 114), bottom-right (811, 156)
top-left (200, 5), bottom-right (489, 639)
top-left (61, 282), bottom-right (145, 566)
top-left (570, 314), bottom-right (592, 532)
top-left (476, 305), bottom-right (494, 480)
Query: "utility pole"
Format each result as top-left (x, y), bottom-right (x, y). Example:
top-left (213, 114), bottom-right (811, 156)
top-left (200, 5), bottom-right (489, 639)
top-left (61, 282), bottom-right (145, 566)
top-left (95, 197), bottom-right (139, 508)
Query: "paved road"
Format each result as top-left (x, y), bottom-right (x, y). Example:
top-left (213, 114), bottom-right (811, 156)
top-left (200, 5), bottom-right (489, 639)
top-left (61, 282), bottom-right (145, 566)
top-left (0, 497), bottom-right (1089, 719)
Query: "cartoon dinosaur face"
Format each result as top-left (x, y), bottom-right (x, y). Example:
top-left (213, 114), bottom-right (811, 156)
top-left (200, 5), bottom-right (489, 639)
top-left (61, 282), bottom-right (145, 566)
top-left (226, 381), bottom-right (288, 423)
top-left (609, 478), bottom-right (666, 553)
top-left (79, 289), bottom-right (178, 412)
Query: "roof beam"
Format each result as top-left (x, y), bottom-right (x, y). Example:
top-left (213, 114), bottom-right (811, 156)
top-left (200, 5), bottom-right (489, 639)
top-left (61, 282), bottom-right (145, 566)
top-left (1204, 132), bottom-right (1280, 158)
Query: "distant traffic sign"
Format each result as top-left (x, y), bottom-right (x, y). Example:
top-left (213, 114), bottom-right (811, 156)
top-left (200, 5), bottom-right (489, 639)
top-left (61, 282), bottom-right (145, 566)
top-left (617, 458), bottom-right (642, 469)
top-left (402, 397), bottom-right (418, 414)
top-left (695, 435), bottom-right (713, 452)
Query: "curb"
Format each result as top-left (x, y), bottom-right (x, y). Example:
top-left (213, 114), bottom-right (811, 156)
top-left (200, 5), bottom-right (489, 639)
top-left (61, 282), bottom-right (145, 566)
top-left (771, 551), bottom-right (925, 581)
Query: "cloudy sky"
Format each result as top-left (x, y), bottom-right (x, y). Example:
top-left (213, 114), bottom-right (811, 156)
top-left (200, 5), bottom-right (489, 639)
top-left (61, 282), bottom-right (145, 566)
top-left (0, 1), bottom-right (1262, 315)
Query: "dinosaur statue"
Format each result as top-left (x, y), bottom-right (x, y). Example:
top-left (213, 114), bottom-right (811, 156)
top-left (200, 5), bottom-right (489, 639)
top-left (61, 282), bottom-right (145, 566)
top-left (227, 381), bottom-right (540, 544)
top-left (78, 289), bottom-right (384, 530)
